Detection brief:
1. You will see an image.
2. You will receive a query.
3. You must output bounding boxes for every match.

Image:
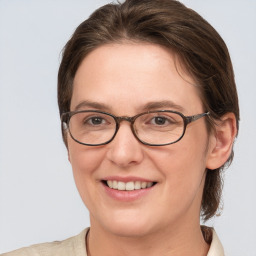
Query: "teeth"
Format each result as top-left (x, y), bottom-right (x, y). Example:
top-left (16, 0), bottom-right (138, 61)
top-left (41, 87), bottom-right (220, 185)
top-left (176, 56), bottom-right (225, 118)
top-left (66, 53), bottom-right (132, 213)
top-left (146, 182), bottom-right (153, 188)
top-left (134, 181), bottom-right (141, 190)
top-left (117, 181), bottom-right (126, 190)
top-left (141, 182), bottom-right (147, 189)
top-left (113, 180), bottom-right (118, 189)
top-left (126, 181), bottom-right (134, 191)
top-left (106, 180), bottom-right (154, 191)
top-left (107, 180), bottom-right (113, 188)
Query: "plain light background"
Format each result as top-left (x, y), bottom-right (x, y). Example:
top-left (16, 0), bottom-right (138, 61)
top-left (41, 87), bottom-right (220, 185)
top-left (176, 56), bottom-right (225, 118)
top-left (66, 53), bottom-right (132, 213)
top-left (0, 0), bottom-right (255, 255)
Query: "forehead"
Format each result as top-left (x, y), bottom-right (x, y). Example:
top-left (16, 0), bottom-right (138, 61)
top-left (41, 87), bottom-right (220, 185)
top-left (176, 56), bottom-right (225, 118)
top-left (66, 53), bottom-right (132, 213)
top-left (71, 43), bottom-right (203, 115)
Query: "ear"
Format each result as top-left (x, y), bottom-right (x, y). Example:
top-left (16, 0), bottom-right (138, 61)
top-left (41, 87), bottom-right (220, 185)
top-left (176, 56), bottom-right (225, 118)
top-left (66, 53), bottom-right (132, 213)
top-left (62, 122), bottom-right (71, 162)
top-left (206, 113), bottom-right (237, 170)
top-left (68, 149), bottom-right (71, 162)
top-left (67, 139), bottom-right (71, 163)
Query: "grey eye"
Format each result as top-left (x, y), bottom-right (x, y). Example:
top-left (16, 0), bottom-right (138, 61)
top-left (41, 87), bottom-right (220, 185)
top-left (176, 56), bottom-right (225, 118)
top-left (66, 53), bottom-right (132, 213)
top-left (88, 117), bottom-right (105, 125)
top-left (153, 116), bottom-right (168, 125)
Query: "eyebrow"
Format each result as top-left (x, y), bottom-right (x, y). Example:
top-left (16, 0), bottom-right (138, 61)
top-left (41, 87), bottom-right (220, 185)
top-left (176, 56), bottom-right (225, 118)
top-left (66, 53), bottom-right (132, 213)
top-left (73, 100), bottom-right (112, 112)
top-left (73, 100), bottom-right (185, 113)
top-left (140, 100), bottom-right (185, 112)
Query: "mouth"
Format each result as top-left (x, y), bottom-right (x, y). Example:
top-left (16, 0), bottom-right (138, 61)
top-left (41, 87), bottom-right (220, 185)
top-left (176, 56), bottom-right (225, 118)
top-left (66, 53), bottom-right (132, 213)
top-left (102, 180), bottom-right (157, 191)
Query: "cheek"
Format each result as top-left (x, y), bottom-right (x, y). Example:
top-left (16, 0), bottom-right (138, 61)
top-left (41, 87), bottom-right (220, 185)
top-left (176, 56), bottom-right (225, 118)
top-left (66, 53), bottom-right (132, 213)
top-left (67, 140), bottom-right (105, 197)
top-left (151, 128), bottom-right (209, 194)
top-left (154, 146), bottom-right (206, 184)
top-left (68, 139), bottom-right (103, 174)
top-left (154, 135), bottom-right (207, 171)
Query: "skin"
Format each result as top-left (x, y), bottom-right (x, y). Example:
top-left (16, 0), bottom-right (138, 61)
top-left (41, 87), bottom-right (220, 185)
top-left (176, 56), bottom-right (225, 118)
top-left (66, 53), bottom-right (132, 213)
top-left (67, 43), bottom-right (236, 256)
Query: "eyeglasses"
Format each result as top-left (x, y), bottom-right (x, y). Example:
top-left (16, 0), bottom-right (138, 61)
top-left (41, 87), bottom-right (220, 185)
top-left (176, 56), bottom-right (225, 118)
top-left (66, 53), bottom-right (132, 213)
top-left (61, 110), bottom-right (209, 146)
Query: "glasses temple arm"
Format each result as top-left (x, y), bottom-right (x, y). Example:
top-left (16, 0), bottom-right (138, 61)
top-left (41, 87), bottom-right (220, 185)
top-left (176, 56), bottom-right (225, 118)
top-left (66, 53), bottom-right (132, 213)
top-left (186, 112), bottom-right (210, 124)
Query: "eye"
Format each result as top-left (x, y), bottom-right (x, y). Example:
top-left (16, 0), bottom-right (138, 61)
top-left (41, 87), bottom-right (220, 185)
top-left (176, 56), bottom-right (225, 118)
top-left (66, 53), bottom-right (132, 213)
top-left (149, 115), bottom-right (176, 126)
top-left (86, 116), bottom-right (106, 125)
top-left (152, 116), bottom-right (168, 125)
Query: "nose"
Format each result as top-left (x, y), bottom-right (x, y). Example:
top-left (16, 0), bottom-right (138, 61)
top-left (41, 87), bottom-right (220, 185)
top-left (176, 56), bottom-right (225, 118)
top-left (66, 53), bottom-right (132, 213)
top-left (106, 122), bottom-right (144, 168)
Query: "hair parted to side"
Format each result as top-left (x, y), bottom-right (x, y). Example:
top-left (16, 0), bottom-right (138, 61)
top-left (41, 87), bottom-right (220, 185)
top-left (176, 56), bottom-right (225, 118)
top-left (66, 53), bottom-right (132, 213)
top-left (58, 0), bottom-right (239, 221)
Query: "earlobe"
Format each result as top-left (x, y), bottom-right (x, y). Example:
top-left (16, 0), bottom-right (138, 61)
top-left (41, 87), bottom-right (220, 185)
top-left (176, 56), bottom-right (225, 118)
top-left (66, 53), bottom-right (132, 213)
top-left (68, 150), bottom-right (71, 162)
top-left (206, 113), bottom-right (237, 170)
top-left (66, 138), bottom-right (71, 163)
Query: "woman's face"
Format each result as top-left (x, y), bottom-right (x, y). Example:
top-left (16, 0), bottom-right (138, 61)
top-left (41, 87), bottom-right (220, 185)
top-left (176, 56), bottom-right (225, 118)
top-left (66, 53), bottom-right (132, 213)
top-left (68, 43), bottom-right (215, 237)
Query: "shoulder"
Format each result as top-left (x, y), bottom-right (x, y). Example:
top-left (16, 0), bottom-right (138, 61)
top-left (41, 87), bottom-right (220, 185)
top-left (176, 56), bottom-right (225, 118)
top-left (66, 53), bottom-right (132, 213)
top-left (0, 228), bottom-right (88, 256)
top-left (207, 228), bottom-right (225, 256)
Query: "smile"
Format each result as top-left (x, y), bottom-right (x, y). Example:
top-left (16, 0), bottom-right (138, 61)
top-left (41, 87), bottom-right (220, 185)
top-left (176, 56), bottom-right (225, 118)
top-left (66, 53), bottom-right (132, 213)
top-left (104, 180), bottom-right (156, 191)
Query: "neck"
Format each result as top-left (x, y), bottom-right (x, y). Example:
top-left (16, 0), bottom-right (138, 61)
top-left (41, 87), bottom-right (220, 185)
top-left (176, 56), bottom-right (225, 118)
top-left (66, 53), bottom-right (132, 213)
top-left (87, 219), bottom-right (210, 256)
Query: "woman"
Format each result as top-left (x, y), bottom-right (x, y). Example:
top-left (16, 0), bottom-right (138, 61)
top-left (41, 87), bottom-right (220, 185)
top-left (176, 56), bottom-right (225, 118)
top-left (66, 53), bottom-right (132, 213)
top-left (2, 0), bottom-right (239, 255)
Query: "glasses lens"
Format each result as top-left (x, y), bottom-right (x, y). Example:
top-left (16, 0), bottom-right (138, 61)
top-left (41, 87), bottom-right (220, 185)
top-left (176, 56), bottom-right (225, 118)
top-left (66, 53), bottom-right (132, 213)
top-left (68, 112), bottom-right (116, 145)
top-left (134, 111), bottom-right (185, 145)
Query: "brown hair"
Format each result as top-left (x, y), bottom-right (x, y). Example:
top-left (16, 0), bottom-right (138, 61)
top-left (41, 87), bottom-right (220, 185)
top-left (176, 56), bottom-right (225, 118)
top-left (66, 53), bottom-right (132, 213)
top-left (58, 0), bottom-right (239, 220)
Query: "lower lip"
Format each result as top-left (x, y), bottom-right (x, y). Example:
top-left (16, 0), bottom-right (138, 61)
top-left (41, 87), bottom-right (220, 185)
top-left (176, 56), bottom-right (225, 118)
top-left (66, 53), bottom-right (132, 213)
top-left (102, 183), bottom-right (155, 202)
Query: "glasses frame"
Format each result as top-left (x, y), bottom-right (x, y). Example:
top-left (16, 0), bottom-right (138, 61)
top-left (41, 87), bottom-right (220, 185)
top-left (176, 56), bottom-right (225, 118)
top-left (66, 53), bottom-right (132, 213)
top-left (61, 110), bottom-right (210, 146)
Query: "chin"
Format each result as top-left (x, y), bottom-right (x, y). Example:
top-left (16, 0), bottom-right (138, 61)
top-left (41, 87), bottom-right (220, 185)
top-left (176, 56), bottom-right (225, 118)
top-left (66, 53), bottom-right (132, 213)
top-left (94, 210), bottom-right (161, 238)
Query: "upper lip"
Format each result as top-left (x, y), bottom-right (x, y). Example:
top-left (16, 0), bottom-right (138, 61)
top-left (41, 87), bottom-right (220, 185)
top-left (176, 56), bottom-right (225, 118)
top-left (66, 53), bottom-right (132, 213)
top-left (102, 176), bottom-right (156, 183)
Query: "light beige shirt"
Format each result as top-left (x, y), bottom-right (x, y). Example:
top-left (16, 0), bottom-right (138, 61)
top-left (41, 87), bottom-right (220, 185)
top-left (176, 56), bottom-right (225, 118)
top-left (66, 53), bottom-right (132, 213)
top-left (1, 228), bottom-right (224, 256)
